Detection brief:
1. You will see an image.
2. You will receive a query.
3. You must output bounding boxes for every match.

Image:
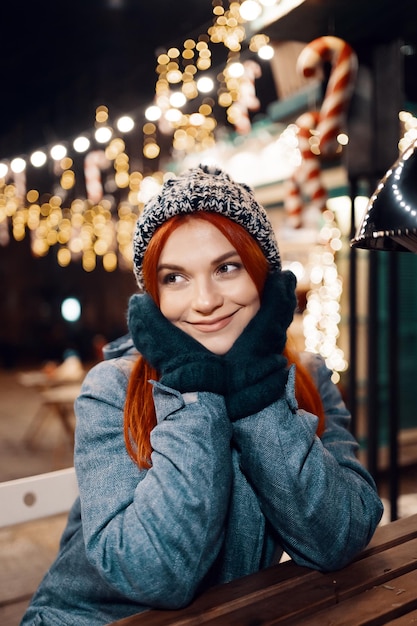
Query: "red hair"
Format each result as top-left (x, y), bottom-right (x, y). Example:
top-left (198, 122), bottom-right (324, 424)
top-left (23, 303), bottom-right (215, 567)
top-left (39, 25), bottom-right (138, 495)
top-left (124, 213), bottom-right (325, 468)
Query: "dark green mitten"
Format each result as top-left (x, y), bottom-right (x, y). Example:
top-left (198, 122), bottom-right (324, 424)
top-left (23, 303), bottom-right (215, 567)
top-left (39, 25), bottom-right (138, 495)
top-left (224, 271), bottom-right (297, 420)
top-left (128, 293), bottom-right (226, 395)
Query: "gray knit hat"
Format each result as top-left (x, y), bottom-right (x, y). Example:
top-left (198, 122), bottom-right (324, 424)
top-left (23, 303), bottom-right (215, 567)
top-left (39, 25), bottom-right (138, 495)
top-left (133, 164), bottom-right (281, 290)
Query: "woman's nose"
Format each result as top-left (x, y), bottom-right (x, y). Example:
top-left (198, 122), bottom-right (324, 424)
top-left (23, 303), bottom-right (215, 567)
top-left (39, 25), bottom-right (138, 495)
top-left (192, 278), bottom-right (223, 313)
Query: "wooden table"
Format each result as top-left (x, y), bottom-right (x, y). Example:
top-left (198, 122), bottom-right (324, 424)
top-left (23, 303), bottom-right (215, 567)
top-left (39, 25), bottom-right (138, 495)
top-left (23, 384), bottom-right (81, 447)
top-left (109, 513), bottom-right (417, 625)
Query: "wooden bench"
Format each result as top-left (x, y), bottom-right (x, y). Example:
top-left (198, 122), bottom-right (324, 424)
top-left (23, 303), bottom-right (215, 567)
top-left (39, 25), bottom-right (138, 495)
top-left (108, 513), bottom-right (417, 625)
top-left (2, 469), bottom-right (416, 625)
top-left (0, 467), bottom-right (78, 626)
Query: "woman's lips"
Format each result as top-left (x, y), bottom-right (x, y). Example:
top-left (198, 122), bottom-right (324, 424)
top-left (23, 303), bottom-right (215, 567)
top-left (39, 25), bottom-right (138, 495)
top-left (189, 314), bottom-right (235, 333)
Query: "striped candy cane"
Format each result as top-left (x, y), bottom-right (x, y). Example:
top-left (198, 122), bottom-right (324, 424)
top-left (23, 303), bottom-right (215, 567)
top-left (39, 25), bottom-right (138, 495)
top-left (285, 37), bottom-right (357, 226)
top-left (296, 36), bottom-right (358, 156)
top-left (230, 60), bottom-right (262, 135)
top-left (84, 150), bottom-right (110, 204)
top-left (285, 111), bottom-right (327, 228)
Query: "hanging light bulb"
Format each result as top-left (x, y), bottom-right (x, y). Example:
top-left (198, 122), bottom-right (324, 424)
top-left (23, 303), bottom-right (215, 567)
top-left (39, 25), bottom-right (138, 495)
top-left (73, 136), bottom-right (91, 153)
top-left (10, 157), bottom-right (26, 173)
top-left (116, 116), bottom-right (135, 133)
top-left (169, 92), bottom-right (187, 108)
top-left (239, 0), bottom-right (262, 21)
top-left (145, 105), bottom-right (162, 121)
top-left (197, 76), bottom-right (214, 93)
top-left (30, 150), bottom-right (47, 167)
top-left (95, 126), bottom-right (113, 144)
top-left (164, 108), bottom-right (182, 123)
top-left (258, 44), bottom-right (274, 60)
top-left (50, 144), bottom-right (67, 161)
top-left (227, 61), bottom-right (245, 78)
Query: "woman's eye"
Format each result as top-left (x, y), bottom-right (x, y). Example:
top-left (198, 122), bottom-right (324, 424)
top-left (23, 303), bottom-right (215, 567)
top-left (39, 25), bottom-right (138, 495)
top-left (218, 262), bottom-right (240, 275)
top-left (162, 273), bottom-right (184, 285)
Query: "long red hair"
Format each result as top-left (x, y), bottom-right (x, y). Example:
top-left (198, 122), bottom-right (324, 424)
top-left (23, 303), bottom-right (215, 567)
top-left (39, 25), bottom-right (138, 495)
top-left (124, 213), bottom-right (325, 468)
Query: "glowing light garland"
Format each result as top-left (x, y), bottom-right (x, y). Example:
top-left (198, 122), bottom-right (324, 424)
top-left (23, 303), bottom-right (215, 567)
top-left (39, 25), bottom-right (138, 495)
top-left (302, 210), bottom-right (347, 383)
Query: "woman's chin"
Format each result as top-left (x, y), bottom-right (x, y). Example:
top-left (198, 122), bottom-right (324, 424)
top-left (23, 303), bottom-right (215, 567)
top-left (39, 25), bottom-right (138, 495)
top-left (193, 334), bottom-right (235, 356)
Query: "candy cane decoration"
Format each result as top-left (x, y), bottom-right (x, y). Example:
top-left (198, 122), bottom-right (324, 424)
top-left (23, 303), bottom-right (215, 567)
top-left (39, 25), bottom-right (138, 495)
top-left (229, 60), bottom-right (262, 135)
top-left (296, 36), bottom-right (358, 155)
top-left (285, 111), bottom-right (327, 228)
top-left (84, 150), bottom-right (110, 204)
top-left (285, 36), bottom-right (357, 226)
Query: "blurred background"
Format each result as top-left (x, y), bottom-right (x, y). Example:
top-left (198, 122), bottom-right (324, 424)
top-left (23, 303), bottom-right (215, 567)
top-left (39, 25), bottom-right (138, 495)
top-left (1, 0), bottom-right (417, 517)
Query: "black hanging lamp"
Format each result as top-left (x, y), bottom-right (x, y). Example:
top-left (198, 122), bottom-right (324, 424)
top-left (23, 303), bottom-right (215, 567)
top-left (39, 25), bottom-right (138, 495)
top-left (351, 139), bottom-right (417, 252)
top-left (350, 140), bottom-right (417, 521)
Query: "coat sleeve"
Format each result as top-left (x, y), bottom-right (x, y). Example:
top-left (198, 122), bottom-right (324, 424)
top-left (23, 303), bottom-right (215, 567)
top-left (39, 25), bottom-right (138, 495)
top-left (74, 358), bottom-right (232, 608)
top-left (231, 358), bottom-right (383, 572)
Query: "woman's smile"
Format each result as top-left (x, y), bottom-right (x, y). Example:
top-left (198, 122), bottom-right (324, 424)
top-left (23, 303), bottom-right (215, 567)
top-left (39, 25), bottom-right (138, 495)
top-left (187, 311), bottom-right (238, 333)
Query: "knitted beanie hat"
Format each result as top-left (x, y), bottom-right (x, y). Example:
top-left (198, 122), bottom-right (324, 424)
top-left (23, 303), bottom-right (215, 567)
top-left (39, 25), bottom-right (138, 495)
top-left (133, 164), bottom-right (281, 290)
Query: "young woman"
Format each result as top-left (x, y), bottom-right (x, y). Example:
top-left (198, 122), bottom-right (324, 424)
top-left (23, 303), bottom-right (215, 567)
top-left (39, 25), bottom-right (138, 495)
top-left (21, 165), bottom-right (383, 626)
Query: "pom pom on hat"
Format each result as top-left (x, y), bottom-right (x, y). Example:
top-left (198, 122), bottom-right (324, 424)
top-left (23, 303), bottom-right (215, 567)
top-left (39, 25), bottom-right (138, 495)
top-left (133, 164), bottom-right (281, 290)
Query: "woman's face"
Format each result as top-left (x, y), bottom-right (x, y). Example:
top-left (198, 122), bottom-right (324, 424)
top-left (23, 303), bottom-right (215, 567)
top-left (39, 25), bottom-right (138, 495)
top-left (157, 218), bottom-right (261, 355)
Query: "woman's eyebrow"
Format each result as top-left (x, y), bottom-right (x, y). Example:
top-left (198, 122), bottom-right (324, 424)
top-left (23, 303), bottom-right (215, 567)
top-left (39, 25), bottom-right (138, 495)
top-left (157, 262), bottom-right (184, 273)
top-left (157, 250), bottom-right (239, 273)
top-left (213, 250), bottom-right (240, 264)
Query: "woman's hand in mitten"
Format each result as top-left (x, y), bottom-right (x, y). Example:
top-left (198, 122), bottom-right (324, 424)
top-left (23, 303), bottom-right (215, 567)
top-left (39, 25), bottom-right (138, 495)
top-left (128, 293), bottom-right (226, 395)
top-left (224, 271), bottom-right (297, 421)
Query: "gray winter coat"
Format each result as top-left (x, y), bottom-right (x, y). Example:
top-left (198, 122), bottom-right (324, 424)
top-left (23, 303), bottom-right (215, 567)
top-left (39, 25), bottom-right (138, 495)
top-left (21, 335), bottom-right (383, 625)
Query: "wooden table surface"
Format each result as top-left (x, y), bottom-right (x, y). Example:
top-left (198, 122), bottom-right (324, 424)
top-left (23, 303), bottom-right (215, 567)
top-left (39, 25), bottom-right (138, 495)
top-left (108, 513), bottom-right (417, 625)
